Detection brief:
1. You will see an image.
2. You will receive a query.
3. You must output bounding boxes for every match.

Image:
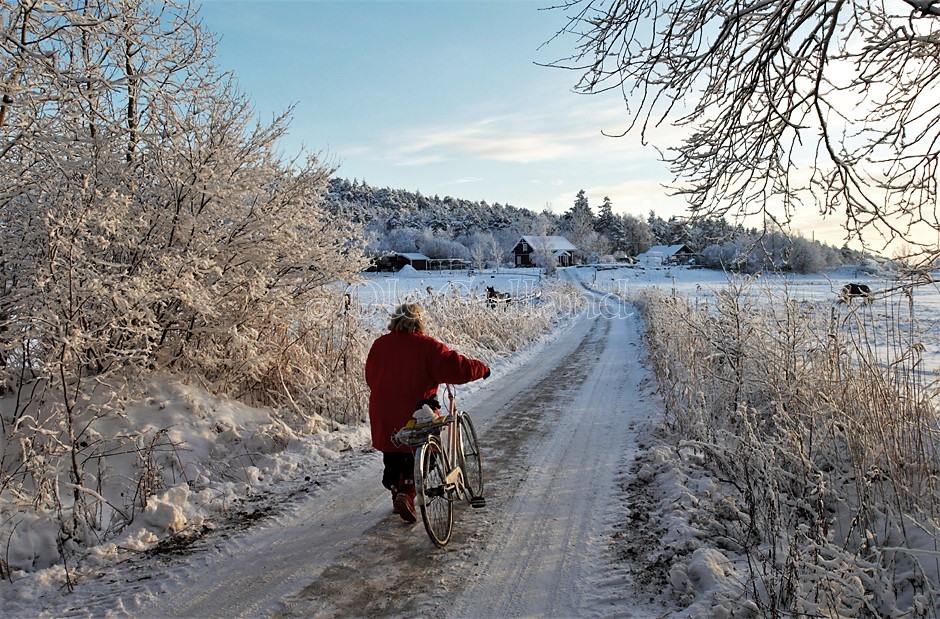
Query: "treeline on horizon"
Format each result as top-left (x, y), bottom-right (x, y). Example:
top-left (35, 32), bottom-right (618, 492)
top-left (324, 178), bottom-right (860, 274)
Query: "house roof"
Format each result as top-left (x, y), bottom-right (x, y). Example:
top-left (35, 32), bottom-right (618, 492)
top-left (639, 244), bottom-right (690, 257)
top-left (397, 252), bottom-right (430, 260)
top-left (518, 235), bottom-right (578, 252)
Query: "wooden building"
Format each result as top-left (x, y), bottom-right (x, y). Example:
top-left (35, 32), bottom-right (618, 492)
top-left (511, 235), bottom-right (578, 267)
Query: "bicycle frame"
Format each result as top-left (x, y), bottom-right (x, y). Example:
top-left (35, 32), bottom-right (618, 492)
top-left (441, 385), bottom-right (466, 496)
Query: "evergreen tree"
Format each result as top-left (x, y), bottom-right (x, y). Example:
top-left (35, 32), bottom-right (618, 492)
top-left (595, 196), bottom-right (615, 235)
top-left (593, 196), bottom-right (630, 254)
top-left (565, 189), bottom-right (594, 225)
top-left (561, 190), bottom-right (600, 261)
top-left (647, 212), bottom-right (670, 245)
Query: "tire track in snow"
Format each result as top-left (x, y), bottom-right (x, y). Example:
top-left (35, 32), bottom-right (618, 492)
top-left (446, 291), bottom-right (660, 617)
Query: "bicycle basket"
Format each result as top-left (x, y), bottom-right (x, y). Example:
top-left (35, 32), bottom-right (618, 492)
top-left (391, 415), bottom-right (452, 447)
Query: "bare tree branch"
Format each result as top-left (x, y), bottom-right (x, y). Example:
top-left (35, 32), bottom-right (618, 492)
top-left (549, 0), bottom-right (940, 262)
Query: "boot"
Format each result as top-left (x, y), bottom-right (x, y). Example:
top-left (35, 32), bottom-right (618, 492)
top-left (390, 486), bottom-right (399, 514)
top-left (394, 479), bottom-right (417, 523)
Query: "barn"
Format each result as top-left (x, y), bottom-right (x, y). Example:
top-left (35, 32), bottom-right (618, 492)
top-left (368, 252), bottom-right (431, 272)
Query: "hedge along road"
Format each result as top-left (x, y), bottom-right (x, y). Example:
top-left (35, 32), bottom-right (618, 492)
top-left (76, 285), bottom-right (668, 618)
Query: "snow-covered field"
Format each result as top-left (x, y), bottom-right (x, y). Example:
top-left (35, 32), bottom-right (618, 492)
top-left (591, 262), bottom-right (940, 374)
top-left (2, 263), bottom-right (938, 617)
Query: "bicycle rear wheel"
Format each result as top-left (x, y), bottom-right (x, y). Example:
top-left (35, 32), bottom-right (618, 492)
top-left (457, 412), bottom-right (484, 500)
top-left (416, 436), bottom-right (453, 547)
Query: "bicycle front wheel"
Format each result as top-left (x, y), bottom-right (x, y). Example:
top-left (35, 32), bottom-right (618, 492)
top-left (416, 436), bottom-right (453, 547)
top-left (458, 412), bottom-right (484, 500)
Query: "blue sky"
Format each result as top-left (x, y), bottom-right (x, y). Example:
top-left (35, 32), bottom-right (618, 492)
top-left (197, 0), bottom-right (852, 246)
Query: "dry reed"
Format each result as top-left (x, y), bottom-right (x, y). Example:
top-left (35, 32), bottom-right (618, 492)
top-left (633, 276), bottom-right (940, 616)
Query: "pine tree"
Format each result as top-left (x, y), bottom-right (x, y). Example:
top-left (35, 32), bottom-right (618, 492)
top-left (622, 214), bottom-right (655, 255)
top-left (594, 196), bottom-right (628, 252)
top-left (647, 212), bottom-right (670, 245)
top-left (565, 189), bottom-right (594, 225)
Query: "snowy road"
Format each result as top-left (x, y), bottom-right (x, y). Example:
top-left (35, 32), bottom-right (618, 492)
top-left (44, 288), bottom-right (668, 618)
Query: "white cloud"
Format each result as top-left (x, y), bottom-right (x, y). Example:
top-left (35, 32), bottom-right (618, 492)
top-left (392, 116), bottom-right (578, 164)
top-left (354, 97), bottom-right (662, 168)
top-left (397, 154), bottom-right (445, 167)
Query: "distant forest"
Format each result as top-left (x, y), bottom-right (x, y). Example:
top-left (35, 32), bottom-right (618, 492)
top-left (324, 178), bottom-right (856, 273)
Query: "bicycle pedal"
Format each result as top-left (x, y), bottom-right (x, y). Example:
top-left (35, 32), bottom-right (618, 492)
top-left (470, 496), bottom-right (486, 509)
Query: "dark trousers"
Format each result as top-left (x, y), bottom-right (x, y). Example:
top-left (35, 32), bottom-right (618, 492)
top-left (382, 452), bottom-right (415, 492)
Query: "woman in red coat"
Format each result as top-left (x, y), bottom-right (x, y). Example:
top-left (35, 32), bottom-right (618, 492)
top-left (365, 302), bottom-right (490, 522)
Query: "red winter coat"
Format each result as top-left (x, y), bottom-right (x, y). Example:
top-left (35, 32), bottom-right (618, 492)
top-left (365, 330), bottom-right (489, 453)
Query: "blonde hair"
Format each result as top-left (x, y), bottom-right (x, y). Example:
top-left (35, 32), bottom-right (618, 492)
top-left (388, 302), bottom-right (426, 334)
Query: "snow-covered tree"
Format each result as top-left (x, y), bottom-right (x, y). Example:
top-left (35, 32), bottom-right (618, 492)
top-left (562, 190), bottom-right (606, 261)
top-left (788, 236), bottom-right (842, 274)
top-left (594, 196), bottom-right (627, 254)
top-left (620, 213), bottom-right (655, 256)
top-left (563, 190), bottom-right (594, 232)
top-left (418, 232), bottom-right (469, 260)
top-left (0, 0), bottom-right (367, 544)
top-left (701, 241), bottom-right (750, 272)
top-left (595, 196), bottom-right (615, 233)
top-left (383, 227), bottom-right (424, 253)
top-left (685, 217), bottom-right (740, 253)
top-left (2, 0), bottom-right (366, 387)
top-left (647, 212), bottom-right (670, 245)
top-left (467, 231), bottom-right (503, 270)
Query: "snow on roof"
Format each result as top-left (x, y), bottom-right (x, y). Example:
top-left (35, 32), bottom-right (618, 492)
top-left (639, 244), bottom-right (690, 257)
top-left (397, 252), bottom-right (430, 260)
top-left (519, 235), bottom-right (578, 251)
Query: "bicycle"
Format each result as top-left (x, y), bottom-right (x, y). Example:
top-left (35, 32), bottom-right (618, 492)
top-left (392, 384), bottom-right (485, 547)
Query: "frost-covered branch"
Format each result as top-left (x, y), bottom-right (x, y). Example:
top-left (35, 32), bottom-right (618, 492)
top-left (550, 0), bottom-right (940, 261)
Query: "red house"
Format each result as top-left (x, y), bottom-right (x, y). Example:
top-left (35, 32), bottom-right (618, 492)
top-left (511, 235), bottom-right (578, 267)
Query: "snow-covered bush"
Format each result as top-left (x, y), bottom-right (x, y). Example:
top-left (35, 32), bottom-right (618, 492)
top-left (0, 0), bottom-right (367, 577)
top-left (428, 280), bottom-right (584, 359)
top-left (632, 276), bottom-right (940, 616)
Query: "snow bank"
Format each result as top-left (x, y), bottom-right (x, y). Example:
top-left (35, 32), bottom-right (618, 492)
top-left (0, 375), bottom-right (371, 581)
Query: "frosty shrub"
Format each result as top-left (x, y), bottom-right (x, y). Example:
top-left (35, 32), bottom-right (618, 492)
top-left (633, 276), bottom-right (940, 616)
top-left (355, 278), bottom-right (585, 370)
top-left (244, 292), bottom-right (376, 430)
top-left (0, 0), bottom-right (367, 575)
top-left (425, 280), bottom-right (585, 359)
